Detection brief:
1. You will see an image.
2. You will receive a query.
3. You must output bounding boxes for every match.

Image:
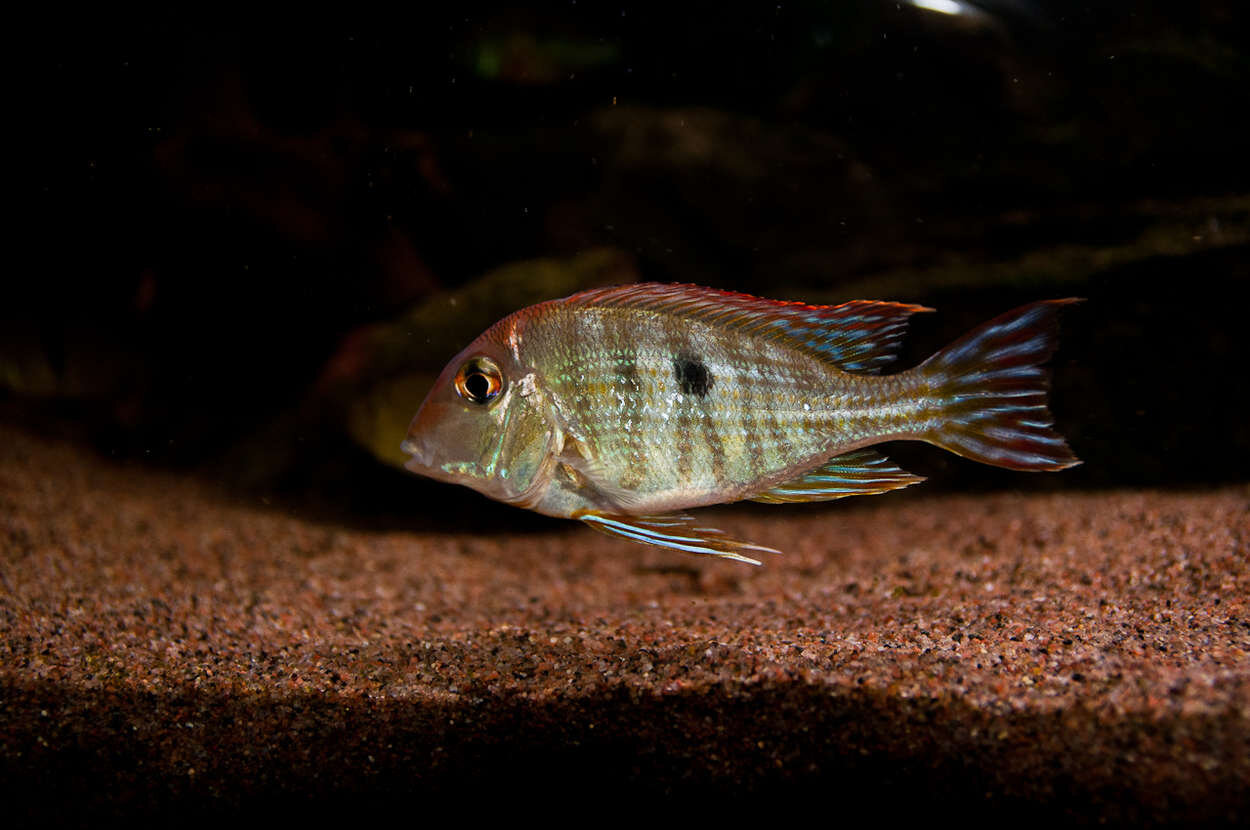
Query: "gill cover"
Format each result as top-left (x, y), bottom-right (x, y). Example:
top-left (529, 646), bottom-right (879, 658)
top-left (401, 321), bottom-right (558, 506)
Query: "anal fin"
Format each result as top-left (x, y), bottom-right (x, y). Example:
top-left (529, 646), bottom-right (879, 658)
top-left (578, 512), bottom-right (778, 565)
top-left (749, 448), bottom-right (924, 504)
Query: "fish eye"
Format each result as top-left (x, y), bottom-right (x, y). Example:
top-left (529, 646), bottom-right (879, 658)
top-left (454, 356), bottom-right (504, 405)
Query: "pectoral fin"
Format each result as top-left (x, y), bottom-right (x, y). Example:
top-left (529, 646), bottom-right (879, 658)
top-left (749, 448), bottom-right (924, 503)
top-left (556, 436), bottom-right (651, 512)
top-left (578, 512), bottom-right (779, 565)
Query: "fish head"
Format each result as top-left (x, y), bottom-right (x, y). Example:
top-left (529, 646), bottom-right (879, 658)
top-left (401, 318), bottom-right (555, 506)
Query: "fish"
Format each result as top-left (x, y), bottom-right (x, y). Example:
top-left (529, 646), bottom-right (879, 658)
top-left (401, 283), bottom-right (1080, 564)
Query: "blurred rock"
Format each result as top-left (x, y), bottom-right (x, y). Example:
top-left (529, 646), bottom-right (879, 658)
top-left (585, 106), bottom-right (889, 286)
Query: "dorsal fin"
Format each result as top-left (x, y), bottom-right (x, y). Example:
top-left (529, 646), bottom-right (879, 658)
top-left (749, 448), bottom-right (925, 503)
top-left (563, 283), bottom-right (931, 373)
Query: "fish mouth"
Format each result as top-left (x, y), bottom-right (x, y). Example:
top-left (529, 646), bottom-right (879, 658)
top-left (400, 438), bottom-right (428, 472)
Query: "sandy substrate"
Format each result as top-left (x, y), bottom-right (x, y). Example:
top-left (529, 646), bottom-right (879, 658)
top-left (1, 424), bottom-right (1247, 824)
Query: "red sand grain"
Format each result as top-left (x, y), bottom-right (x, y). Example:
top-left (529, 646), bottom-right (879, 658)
top-left (1, 424), bottom-right (1247, 823)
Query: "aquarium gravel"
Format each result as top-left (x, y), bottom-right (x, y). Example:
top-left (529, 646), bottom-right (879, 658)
top-left (1, 424), bottom-right (1247, 823)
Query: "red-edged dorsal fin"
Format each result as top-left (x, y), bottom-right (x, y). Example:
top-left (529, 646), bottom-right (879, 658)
top-left (563, 283), bottom-right (932, 373)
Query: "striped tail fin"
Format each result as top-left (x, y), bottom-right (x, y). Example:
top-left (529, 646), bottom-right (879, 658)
top-left (920, 299), bottom-right (1081, 471)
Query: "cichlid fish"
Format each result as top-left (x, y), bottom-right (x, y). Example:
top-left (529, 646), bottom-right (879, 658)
top-left (402, 283), bottom-right (1080, 563)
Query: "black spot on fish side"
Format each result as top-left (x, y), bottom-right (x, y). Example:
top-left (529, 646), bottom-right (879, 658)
top-left (673, 351), bottom-right (713, 398)
top-left (615, 357), bottom-right (640, 388)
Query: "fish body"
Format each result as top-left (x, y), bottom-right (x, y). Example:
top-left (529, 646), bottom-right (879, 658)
top-left (403, 283), bottom-right (1079, 563)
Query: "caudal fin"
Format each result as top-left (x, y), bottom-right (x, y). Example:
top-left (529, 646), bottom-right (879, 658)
top-left (920, 299), bottom-right (1081, 471)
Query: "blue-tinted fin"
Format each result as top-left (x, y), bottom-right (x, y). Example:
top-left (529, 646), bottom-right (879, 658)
top-left (920, 299), bottom-right (1082, 471)
top-left (749, 448), bottom-right (925, 504)
top-left (563, 283), bottom-right (932, 373)
top-left (578, 512), bottom-right (779, 564)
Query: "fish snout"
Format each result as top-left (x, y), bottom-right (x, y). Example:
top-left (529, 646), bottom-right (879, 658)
top-left (400, 436), bottom-right (430, 472)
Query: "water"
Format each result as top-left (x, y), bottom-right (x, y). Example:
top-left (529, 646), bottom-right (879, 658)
top-left (11, 2), bottom-right (1250, 510)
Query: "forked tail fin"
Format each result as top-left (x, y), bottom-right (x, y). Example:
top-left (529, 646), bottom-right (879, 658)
top-left (919, 299), bottom-right (1081, 471)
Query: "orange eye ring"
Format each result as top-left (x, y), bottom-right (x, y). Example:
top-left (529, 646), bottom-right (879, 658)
top-left (454, 356), bottom-right (504, 405)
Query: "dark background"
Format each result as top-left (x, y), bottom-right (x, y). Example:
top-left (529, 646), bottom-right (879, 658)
top-left (6, 6), bottom-right (1250, 825)
top-left (10, 1), bottom-right (1250, 524)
